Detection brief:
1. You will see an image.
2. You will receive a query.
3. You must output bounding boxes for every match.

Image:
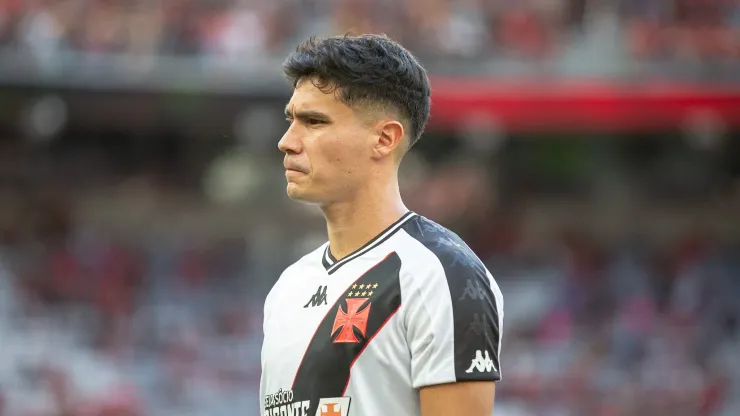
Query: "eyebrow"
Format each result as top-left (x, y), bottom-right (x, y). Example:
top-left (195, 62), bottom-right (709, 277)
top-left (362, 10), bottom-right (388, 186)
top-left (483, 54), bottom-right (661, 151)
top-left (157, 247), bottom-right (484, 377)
top-left (284, 105), bottom-right (332, 123)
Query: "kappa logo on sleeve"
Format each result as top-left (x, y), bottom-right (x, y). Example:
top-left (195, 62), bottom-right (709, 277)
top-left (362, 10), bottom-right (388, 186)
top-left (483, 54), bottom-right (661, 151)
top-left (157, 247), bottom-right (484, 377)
top-left (466, 313), bottom-right (486, 336)
top-left (465, 350), bottom-right (497, 373)
top-left (458, 279), bottom-right (487, 301)
top-left (316, 397), bottom-right (351, 416)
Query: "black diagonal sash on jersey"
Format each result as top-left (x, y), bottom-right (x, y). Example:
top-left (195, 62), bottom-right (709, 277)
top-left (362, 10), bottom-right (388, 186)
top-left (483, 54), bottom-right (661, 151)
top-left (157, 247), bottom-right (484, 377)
top-left (291, 252), bottom-right (402, 414)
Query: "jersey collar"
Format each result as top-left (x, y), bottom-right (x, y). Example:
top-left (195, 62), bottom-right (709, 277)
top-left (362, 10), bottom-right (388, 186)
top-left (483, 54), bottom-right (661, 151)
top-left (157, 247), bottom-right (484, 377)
top-left (322, 211), bottom-right (417, 275)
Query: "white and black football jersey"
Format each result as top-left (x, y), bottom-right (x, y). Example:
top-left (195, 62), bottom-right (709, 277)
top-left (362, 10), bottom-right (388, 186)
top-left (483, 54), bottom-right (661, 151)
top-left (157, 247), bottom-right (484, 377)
top-left (260, 212), bottom-right (503, 416)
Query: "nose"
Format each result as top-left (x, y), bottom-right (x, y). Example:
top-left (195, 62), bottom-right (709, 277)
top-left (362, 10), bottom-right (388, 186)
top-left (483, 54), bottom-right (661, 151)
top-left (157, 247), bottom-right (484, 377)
top-left (278, 124), bottom-right (302, 155)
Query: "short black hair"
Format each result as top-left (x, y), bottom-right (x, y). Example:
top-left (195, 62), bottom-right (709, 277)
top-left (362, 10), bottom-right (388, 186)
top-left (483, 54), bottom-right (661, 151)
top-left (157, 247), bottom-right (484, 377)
top-left (282, 34), bottom-right (431, 149)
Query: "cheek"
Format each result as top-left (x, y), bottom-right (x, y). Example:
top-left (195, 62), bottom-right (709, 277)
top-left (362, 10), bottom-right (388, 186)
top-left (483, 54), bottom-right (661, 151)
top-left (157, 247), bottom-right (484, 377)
top-left (310, 130), bottom-right (368, 179)
top-left (313, 138), bottom-right (352, 173)
top-left (332, 146), bottom-right (365, 177)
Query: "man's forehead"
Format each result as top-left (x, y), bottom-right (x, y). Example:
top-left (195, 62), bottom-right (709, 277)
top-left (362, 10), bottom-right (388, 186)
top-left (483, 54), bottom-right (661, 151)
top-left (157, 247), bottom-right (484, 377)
top-left (287, 80), bottom-right (340, 110)
top-left (286, 79), bottom-right (392, 128)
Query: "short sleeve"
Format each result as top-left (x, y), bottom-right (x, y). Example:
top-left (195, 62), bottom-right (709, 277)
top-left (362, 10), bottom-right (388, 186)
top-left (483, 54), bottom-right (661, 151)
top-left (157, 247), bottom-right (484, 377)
top-left (404, 253), bottom-right (503, 388)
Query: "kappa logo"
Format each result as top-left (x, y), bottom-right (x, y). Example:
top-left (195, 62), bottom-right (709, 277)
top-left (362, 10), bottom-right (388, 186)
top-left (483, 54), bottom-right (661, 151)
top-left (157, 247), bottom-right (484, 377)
top-left (465, 350), bottom-right (497, 373)
top-left (466, 313), bottom-right (486, 336)
top-left (304, 285), bottom-right (328, 308)
top-left (458, 279), bottom-right (487, 301)
top-left (316, 397), bottom-right (351, 416)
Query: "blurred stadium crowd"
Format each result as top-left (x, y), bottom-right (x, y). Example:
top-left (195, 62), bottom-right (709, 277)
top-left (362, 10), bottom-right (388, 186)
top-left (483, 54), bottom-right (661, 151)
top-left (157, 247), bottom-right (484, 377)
top-left (0, 135), bottom-right (739, 415)
top-left (0, 0), bottom-right (739, 62)
top-left (0, 0), bottom-right (739, 416)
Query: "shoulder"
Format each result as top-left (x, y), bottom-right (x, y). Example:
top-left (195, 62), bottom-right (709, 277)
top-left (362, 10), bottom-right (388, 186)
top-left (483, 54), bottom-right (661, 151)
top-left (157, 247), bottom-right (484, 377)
top-left (398, 215), bottom-right (500, 299)
top-left (401, 215), bottom-right (483, 266)
top-left (396, 215), bottom-right (504, 383)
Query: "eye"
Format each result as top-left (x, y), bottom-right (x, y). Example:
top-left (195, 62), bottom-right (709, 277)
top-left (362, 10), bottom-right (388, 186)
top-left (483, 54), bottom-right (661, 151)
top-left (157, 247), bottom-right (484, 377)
top-left (306, 118), bottom-right (324, 126)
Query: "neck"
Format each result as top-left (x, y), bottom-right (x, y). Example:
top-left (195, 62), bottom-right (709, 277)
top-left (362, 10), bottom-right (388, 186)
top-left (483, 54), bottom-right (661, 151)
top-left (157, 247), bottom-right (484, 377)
top-left (322, 177), bottom-right (408, 261)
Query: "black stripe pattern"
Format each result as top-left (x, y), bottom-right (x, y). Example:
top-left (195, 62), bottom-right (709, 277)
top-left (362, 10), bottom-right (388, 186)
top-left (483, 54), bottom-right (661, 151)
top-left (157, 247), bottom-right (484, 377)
top-left (291, 252), bottom-right (403, 413)
top-left (402, 215), bottom-right (502, 382)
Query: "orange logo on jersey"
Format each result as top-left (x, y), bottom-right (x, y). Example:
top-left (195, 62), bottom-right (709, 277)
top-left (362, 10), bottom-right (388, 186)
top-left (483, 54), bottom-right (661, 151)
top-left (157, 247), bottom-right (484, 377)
top-left (332, 298), bottom-right (370, 343)
top-left (320, 403), bottom-right (342, 416)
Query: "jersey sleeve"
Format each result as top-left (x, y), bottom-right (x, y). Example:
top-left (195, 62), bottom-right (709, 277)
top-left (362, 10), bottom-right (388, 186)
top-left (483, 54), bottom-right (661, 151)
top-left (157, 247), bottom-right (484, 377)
top-left (403, 253), bottom-right (503, 388)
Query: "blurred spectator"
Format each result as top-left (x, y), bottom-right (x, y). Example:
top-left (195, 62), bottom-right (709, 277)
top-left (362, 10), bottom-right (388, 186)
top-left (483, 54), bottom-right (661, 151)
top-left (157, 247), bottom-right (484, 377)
top-left (0, 1), bottom-right (738, 415)
top-left (0, 135), bottom-right (738, 414)
top-left (1, 0), bottom-right (739, 64)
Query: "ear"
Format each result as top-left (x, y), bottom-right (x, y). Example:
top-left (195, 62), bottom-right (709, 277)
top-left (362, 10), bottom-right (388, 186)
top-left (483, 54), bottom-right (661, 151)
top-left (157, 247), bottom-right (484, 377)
top-left (371, 120), bottom-right (405, 160)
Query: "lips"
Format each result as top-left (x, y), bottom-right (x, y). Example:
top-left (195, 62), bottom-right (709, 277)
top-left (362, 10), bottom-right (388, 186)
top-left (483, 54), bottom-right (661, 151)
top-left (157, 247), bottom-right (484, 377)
top-left (284, 161), bottom-right (307, 174)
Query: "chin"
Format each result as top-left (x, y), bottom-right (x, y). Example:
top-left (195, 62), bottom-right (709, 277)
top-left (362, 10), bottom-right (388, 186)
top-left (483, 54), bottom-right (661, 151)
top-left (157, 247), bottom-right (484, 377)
top-left (286, 183), bottom-right (322, 204)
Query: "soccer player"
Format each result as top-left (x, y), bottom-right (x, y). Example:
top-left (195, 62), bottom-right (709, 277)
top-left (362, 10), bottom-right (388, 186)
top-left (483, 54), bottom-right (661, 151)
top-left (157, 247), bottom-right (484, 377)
top-left (260, 34), bottom-right (504, 416)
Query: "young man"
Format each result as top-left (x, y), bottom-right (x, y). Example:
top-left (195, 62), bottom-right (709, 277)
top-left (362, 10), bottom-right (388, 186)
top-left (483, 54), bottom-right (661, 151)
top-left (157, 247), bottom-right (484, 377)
top-left (260, 34), bottom-right (504, 416)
